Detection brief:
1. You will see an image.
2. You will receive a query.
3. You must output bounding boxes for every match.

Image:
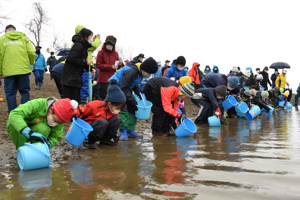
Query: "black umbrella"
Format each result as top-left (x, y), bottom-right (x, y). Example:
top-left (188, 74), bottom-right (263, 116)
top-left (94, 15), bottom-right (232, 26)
top-left (269, 62), bottom-right (290, 69)
top-left (56, 48), bottom-right (70, 56)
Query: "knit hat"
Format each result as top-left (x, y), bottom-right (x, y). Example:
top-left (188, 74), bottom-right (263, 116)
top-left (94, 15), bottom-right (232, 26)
top-left (230, 86), bottom-right (240, 95)
top-left (261, 91), bottom-right (269, 98)
top-left (250, 89), bottom-right (256, 96)
top-left (179, 76), bottom-right (192, 85)
top-left (283, 90), bottom-right (289, 98)
top-left (53, 98), bottom-right (78, 123)
top-left (215, 85), bottom-right (227, 97)
top-left (105, 79), bottom-right (126, 103)
top-left (231, 66), bottom-right (239, 73)
top-left (175, 56), bottom-right (186, 66)
top-left (282, 68), bottom-right (288, 73)
top-left (105, 35), bottom-right (117, 45)
top-left (243, 90), bottom-right (251, 98)
top-left (243, 70), bottom-right (251, 77)
top-left (246, 67), bottom-right (252, 72)
top-left (228, 76), bottom-right (239, 88)
top-left (140, 57), bottom-right (158, 74)
top-left (180, 83), bottom-right (195, 98)
top-left (256, 74), bottom-right (263, 80)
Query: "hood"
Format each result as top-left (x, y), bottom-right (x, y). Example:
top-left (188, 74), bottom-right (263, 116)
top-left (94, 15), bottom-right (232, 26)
top-left (126, 61), bottom-right (143, 77)
top-left (212, 65), bottom-right (219, 72)
top-left (131, 56), bottom-right (141, 64)
top-left (171, 59), bottom-right (178, 70)
top-left (192, 62), bottom-right (200, 71)
top-left (75, 25), bottom-right (86, 34)
top-left (4, 31), bottom-right (25, 40)
top-left (72, 32), bottom-right (84, 43)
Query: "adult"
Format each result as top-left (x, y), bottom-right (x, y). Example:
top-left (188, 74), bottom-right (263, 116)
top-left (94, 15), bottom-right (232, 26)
top-left (96, 35), bottom-right (121, 100)
top-left (271, 68), bottom-right (279, 88)
top-left (201, 74), bottom-right (239, 90)
top-left (260, 66), bottom-right (271, 91)
top-left (245, 67), bottom-right (259, 90)
top-left (31, 46), bottom-right (47, 90)
top-left (204, 65), bottom-right (211, 75)
top-left (47, 51), bottom-right (57, 80)
top-left (165, 56), bottom-right (187, 79)
top-left (0, 24), bottom-right (35, 112)
top-left (275, 68), bottom-right (291, 101)
top-left (132, 53), bottom-right (144, 63)
top-left (211, 65), bottom-right (219, 74)
top-left (51, 61), bottom-right (65, 98)
top-left (152, 60), bottom-right (162, 78)
top-left (189, 62), bottom-right (203, 90)
top-left (61, 28), bottom-right (93, 103)
top-left (161, 60), bottom-right (170, 76)
top-left (255, 68), bottom-right (261, 78)
top-left (238, 70), bottom-right (251, 88)
top-left (237, 67), bottom-right (243, 77)
top-left (227, 66), bottom-right (239, 77)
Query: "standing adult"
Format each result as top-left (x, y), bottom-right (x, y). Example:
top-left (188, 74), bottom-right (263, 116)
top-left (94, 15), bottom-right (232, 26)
top-left (132, 54), bottom-right (144, 63)
top-left (275, 68), bottom-right (291, 101)
top-left (271, 69), bottom-right (279, 88)
top-left (61, 28), bottom-right (93, 103)
top-left (162, 60), bottom-right (170, 77)
top-left (260, 66), bottom-right (271, 91)
top-left (0, 25), bottom-right (35, 112)
top-left (96, 35), bottom-right (122, 100)
top-left (51, 61), bottom-right (65, 98)
top-left (47, 52), bottom-right (57, 80)
top-left (31, 46), bottom-right (47, 90)
top-left (189, 62), bottom-right (203, 90)
top-left (245, 67), bottom-right (259, 90)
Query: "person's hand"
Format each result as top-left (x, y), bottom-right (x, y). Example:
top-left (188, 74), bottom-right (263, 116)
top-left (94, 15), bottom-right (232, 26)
top-left (87, 60), bottom-right (92, 65)
top-left (118, 61), bottom-right (122, 66)
top-left (0, 76), bottom-right (3, 79)
top-left (96, 34), bottom-right (100, 39)
top-left (215, 108), bottom-right (221, 117)
top-left (92, 68), bottom-right (96, 75)
top-left (112, 65), bottom-right (117, 70)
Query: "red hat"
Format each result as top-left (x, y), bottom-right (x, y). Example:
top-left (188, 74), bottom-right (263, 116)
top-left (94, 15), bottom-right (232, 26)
top-left (125, 59), bottom-right (129, 62)
top-left (53, 98), bottom-right (78, 123)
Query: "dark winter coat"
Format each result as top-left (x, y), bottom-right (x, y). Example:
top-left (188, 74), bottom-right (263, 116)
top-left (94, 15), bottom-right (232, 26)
top-left (251, 92), bottom-right (270, 111)
top-left (47, 56), bottom-right (57, 71)
top-left (193, 88), bottom-right (219, 110)
top-left (245, 74), bottom-right (258, 90)
top-left (145, 77), bottom-right (179, 96)
top-left (271, 73), bottom-right (278, 88)
top-left (268, 87), bottom-right (281, 101)
top-left (61, 33), bottom-right (91, 89)
top-left (260, 71), bottom-right (271, 90)
top-left (201, 74), bottom-right (227, 88)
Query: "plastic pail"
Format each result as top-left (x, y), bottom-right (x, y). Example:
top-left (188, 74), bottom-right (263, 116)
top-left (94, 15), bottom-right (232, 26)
top-left (133, 94), bottom-right (140, 102)
top-left (208, 116), bottom-right (221, 127)
top-left (244, 86), bottom-right (250, 91)
top-left (268, 107), bottom-right (274, 115)
top-left (175, 118), bottom-right (197, 137)
top-left (278, 101), bottom-right (285, 107)
top-left (245, 105), bottom-right (261, 120)
top-left (135, 100), bottom-right (153, 120)
top-left (235, 102), bottom-right (248, 113)
top-left (285, 102), bottom-right (293, 109)
top-left (19, 168), bottom-right (52, 190)
top-left (17, 142), bottom-right (50, 171)
top-left (65, 118), bottom-right (93, 146)
top-left (222, 95), bottom-right (238, 109)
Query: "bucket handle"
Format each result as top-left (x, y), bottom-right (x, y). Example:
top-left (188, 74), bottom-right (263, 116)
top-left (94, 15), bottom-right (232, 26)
top-left (140, 93), bottom-right (146, 107)
top-left (83, 129), bottom-right (88, 140)
top-left (25, 142), bottom-right (50, 157)
top-left (180, 118), bottom-right (188, 131)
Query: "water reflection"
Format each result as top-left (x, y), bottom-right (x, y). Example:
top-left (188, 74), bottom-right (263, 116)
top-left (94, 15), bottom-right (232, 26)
top-left (68, 160), bottom-right (95, 186)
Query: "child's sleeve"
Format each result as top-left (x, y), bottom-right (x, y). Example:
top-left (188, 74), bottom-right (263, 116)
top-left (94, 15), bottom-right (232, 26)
top-left (47, 124), bottom-right (64, 148)
top-left (161, 87), bottom-right (179, 117)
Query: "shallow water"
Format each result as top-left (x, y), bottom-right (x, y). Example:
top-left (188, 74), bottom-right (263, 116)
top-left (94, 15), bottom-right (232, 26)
top-left (1, 108), bottom-right (300, 200)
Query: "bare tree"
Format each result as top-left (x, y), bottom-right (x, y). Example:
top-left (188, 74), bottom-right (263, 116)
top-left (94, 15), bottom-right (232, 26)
top-left (25, 2), bottom-right (50, 47)
top-left (116, 45), bottom-right (135, 62)
top-left (51, 27), bottom-right (64, 50)
top-left (0, 1), bottom-right (10, 32)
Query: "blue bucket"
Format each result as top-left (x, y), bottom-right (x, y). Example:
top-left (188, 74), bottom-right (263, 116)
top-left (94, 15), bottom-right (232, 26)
top-left (175, 118), bottom-right (197, 137)
top-left (278, 101), bottom-right (285, 107)
top-left (65, 118), bottom-right (93, 147)
top-left (133, 94), bottom-right (140, 102)
top-left (135, 94), bottom-right (153, 120)
top-left (17, 142), bottom-right (50, 170)
top-left (268, 107), bottom-right (274, 115)
top-left (244, 86), bottom-right (250, 91)
top-left (208, 116), bottom-right (221, 127)
top-left (285, 102), bottom-right (293, 109)
top-left (222, 95), bottom-right (238, 109)
top-left (245, 105), bottom-right (261, 120)
top-left (235, 102), bottom-right (248, 113)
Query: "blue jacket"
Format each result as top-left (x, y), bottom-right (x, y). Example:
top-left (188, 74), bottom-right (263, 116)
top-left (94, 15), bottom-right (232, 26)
top-left (204, 65), bottom-right (211, 75)
top-left (201, 74), bottom-right (227, 88)
top-left (211, 65), bottom-right (220, 74)
top-left (193, 88), bottom-right (219, 110)
top-left (238, 76), bottom-right (247, 88)
top-left (152, 65), bottom-right (162, 78)
top-left (31, 53), bottom-right (47, 71)
top-left (165, 60), bottom-right (187, 78)
top-left (51, 63), bottom-right (64, 74)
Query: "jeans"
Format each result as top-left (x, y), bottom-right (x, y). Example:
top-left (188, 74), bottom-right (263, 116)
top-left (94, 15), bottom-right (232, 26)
top-left (295, 93), bottom-right (299, 105)
top-left (4, 74), bottom-right (30, 112)
top-left (33, 70), bottom-right (44, 84)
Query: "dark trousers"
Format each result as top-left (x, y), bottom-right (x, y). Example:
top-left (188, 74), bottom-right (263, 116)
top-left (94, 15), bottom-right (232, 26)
top-left (63, 85), bottom-right (80, 103)
top-left (99, 83), bottom-right (109, 100)
top-left (144, 84), bottom-right (176, 134)
top-left (52, 72), bottom-right (64, 98)
top-left (33, 70), bottom-right (44, 84)
top-left (93, 82), bottom-right (101, 99)
top-left (88, 115), bottom-right (122, 143)
top-left (4, 74), bottom-right (30, 112)
top-left (191, 98), bottom-right (214, 123)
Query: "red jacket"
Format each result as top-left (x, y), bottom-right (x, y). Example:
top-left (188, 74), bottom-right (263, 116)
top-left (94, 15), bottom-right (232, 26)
top-left (189, 62), bottom-right (200, 85)
top-left (74, 101), bottom-right (118, 124)
top-left (96, 46), bottom-right (120, 83)
top-left (161, 86), bottom-right (181, 117)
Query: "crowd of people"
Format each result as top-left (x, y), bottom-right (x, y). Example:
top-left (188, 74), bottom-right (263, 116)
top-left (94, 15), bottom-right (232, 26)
top-left (1, 24), bottom-right (300, 151)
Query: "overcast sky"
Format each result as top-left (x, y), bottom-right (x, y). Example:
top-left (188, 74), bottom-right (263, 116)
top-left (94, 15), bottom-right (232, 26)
top-left (2, 0), bottom-right (300, 90)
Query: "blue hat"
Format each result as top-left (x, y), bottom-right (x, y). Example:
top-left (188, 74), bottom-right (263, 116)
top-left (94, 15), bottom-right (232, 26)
top-left (246, 67), bottom-right (252, 72)
top-left (228, 76), bottom-right (239, 88)
top-left (105, 79), bottom-right (126, 102)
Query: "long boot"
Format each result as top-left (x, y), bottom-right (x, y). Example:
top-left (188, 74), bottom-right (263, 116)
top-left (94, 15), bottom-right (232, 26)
top-left (35, 83), bottom-right (38, 89)
top-left (127, 130), bottom-right (142, 138)
top-left (39, 83), bottom-right (42, 90)
top-left (119, 128), bottom-right (128, 140)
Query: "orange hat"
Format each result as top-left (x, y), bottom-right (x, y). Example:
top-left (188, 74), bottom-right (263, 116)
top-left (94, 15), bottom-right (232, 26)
top-left (53, 98), bottom-right (78, 123)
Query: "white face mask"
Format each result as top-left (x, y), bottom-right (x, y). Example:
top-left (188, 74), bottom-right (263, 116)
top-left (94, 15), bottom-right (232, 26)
top-left (88, 38), bottom-right (93, 44)
top-left (256, 71), bottom-right (260, 73)
top-left (110, 106), bottom-right (120, 114)
top-left (177, 67), bottom-right (184, 71)
top-left (206, 68), bottom-right (209, 71)
top-left (142, 72), bottom-right (151, 78)
top-left (47, 114), bottom-right (58, 127)
top-left (106, 44), bottom-right (113, 51)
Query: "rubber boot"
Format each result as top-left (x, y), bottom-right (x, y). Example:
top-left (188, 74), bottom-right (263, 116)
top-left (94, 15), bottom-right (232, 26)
top-left (119, 128), bottom-right (128, 140)
top-left (39, 83), bottom-right (42, 90)
top-left (35, 83), bottom-right (38, 89)
top-left (127, 130), bottom-right (142, 138)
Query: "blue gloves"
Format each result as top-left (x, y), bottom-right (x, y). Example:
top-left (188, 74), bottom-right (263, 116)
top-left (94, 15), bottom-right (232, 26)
top-left (21, 127), bottom-right (51, 148)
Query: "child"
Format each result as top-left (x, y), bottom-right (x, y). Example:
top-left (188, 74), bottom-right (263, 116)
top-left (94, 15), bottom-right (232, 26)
top-left (108, 57), bottom-right (158, 140)
top-left (143, 77), bottom-right (195, 137)
top-left (165, 56), bottom-right (187, 79)
top-left (191, 85), bottom-right (227, 124)
top-left (75, 79), bottom-right (126, 149)
top-left (250, 89), bottom-right (271, 112)
top-left (7, 97), bottom-right (78, 150)
top-left (275, 90), bottom-right (289, 107)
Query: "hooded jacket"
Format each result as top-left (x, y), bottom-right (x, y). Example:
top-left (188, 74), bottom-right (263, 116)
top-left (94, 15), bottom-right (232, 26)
top-left (245, 73), bottom-right (259, 90)
top-left (161, 86), bottom-right (181, 117)
top-left (31, 53), bottom-right (47, 71)
top-left (211, 65), bottom-right (219, 74)
top-left (201, 74), bottom-right (227, 88)
top-left (96, 37), bottom-right (120, 83)
top-left (165, 60), bottom-right (187, 79)
top-left (193, 88), bottom-right (219, 110)
top-left (189, 62), bottom-right (203, 85)
top-left (275, 73), bottom-right (288, 88)
top-left (61, 33), bottom-right (92, 89)
top-left (0, 31), bottom-right (35, 77)
top-left (204, 65), bottom-right (211, 75)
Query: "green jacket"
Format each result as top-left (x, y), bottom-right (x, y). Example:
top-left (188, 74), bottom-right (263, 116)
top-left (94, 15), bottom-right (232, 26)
top-left (0, 31), bottom-right (35, 77)
top-left (7, 97), bottom-right (64, 148)
top-left (73, 25), bottom-right (101, 65)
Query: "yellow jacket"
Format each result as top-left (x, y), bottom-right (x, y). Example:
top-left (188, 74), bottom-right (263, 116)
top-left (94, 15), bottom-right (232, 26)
top-left (275, 73), bottom-right (288, 88)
